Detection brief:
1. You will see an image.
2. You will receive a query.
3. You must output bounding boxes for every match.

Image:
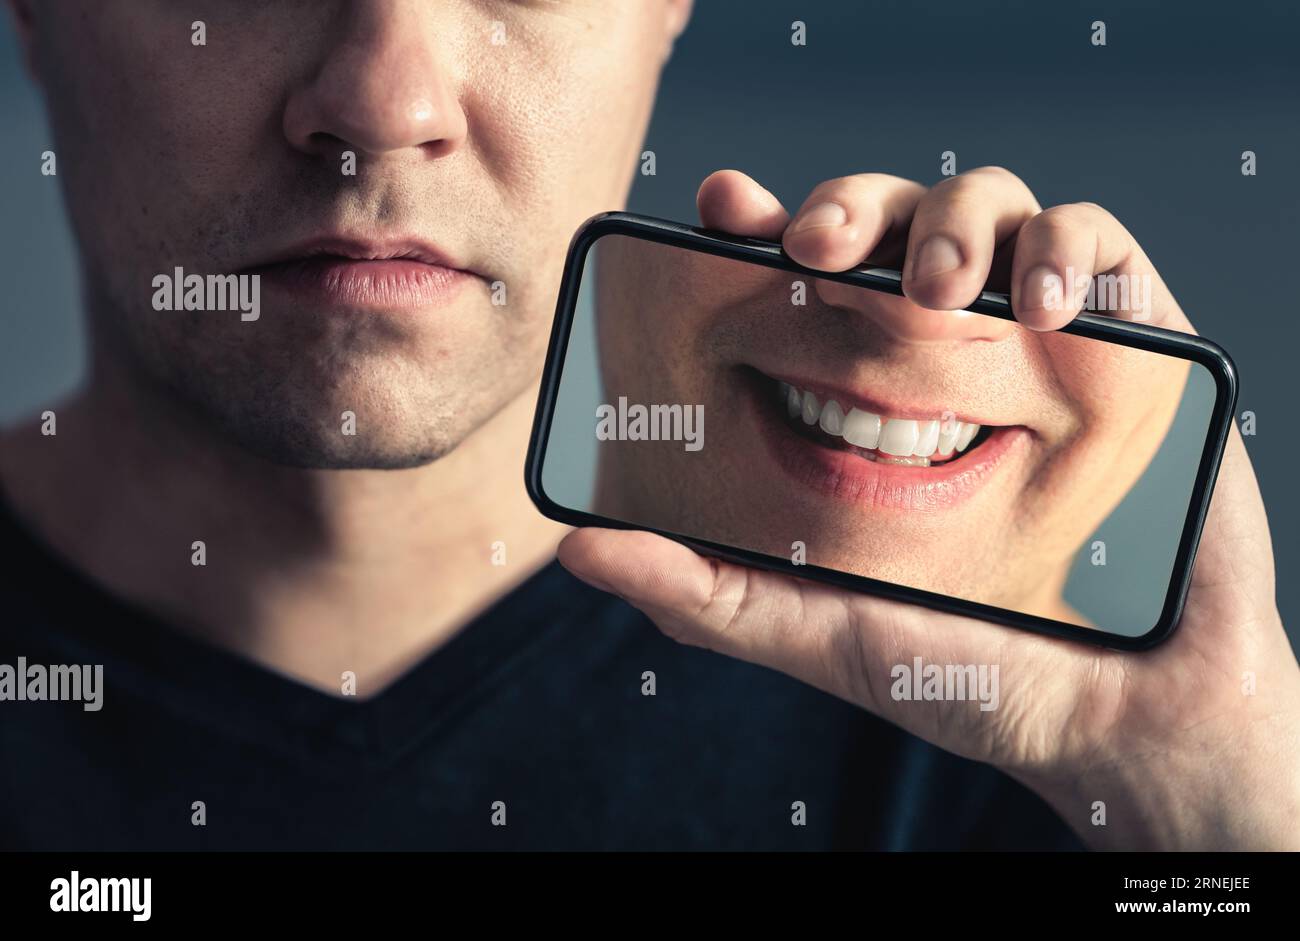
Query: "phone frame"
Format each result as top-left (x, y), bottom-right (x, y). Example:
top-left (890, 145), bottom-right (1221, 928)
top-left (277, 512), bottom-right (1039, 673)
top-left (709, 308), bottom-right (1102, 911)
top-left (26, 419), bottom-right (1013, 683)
top-left (525, 211), bottom-right (1239, 650)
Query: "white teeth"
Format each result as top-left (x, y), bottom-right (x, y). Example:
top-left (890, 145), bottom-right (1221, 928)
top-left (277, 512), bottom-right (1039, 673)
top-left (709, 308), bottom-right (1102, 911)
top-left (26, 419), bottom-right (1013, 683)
top-left (878, 418), bottom-right (919, 456)
top-left (935, 419), bottom-right (962, 456)
top-left (785, 383), bottom-right (802, 419)
top-left (818, 399), bottom-right (845, 435)
top-left (913, 419), bottom-right (941, 458)
top-left (842, 407), bottom-right (882, 449)
top-left (800, 390), bottom-right (820, 425)
top-left (776, 380), bottom-right (984, 461)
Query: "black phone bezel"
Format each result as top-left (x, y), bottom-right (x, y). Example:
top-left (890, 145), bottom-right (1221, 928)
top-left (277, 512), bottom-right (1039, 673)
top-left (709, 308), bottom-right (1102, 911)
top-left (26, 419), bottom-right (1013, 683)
top-left (524, 211), bottom-right (1239, 651)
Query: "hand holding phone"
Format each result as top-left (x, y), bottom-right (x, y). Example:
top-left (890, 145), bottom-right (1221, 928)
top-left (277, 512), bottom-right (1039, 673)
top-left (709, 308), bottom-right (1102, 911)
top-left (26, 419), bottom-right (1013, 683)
top-left (531, 209), bottom-right (1234, 647)
top-left (527, 169), bottom-right (1300, 850)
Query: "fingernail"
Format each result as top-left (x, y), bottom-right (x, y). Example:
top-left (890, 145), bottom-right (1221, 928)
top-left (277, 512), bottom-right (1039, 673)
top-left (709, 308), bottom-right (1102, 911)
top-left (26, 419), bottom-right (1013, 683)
top-left (1021, 264), bottom-right (1062, 313)
top-left (910, 235), bottom-right (963, 280)
top-left (790, 201), bottom-right (847, 234)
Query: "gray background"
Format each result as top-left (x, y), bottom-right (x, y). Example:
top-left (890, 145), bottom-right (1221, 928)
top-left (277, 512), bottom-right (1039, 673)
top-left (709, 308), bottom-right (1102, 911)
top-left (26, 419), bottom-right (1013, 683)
top-left (1, 1), bottom-right (1294, 644)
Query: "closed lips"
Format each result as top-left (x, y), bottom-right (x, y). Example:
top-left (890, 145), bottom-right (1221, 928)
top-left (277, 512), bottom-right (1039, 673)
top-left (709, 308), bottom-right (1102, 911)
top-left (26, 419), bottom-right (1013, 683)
top-left (779, 380), bottom-right (985, 466)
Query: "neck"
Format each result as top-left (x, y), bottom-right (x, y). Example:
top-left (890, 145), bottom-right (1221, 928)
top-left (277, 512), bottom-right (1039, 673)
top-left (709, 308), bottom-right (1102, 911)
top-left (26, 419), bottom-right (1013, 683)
top-left (0, 351), bottom-right (567, 698)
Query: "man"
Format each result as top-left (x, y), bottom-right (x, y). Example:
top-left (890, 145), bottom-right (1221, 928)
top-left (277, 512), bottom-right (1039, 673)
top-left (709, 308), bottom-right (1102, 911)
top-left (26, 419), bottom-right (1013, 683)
top-left (0, 0), bottom-right (1295, 850)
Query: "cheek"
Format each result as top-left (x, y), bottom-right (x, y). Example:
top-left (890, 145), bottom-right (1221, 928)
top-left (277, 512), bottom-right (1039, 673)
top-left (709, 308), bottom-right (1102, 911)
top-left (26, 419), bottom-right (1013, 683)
top-left (42, 10), bottom-right (288, 282)
top-left (1034, 338), bottom-right (1190, 522)
top-left (596, 249), bottom-right (729, 394)
top-left (465, 21), bottom-right (659, 222)
top-left (1045, 339), bottom-right (1185, 434)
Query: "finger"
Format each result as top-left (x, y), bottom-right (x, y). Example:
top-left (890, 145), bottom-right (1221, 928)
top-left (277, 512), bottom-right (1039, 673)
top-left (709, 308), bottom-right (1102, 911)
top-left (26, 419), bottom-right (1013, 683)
top-left (696, 169), bottom-right (790, 240)
top-left (901, 165), bottom-right (1041, 311)
top-left (782, 173), bottom-right (926, 271)
top-left (1009, 202), bottom-right (1189, 332)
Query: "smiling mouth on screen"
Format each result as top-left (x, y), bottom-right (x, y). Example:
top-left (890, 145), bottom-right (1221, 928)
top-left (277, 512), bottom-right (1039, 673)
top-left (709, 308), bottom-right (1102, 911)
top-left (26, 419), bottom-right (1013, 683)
top-left (745, 368), bottom-right (1030, 510)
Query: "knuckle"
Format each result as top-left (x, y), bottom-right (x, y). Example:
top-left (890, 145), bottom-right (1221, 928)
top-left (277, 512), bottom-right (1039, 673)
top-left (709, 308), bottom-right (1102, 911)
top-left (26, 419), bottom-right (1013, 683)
top-left (1041, 201), bottom-right (1108, 228)
top-left (839, 610), bottom-right (881, 710)
top-left (809, 172), bottom-right (919, 202)
top-left (690, 559), bottom-right (752, 650)
top-left (842, 171), bottom-right (911, 190)
top-left (1024, 204), bottom-right (1088, 239)
top-left (937, 164), bottom-right (1019, 195)
top-left (922, 167), bottom-right (1039, 224)
top-left (804, 175), bottom-right (861, 201)
top-left (922, 173), bottom-right (1002, 214)
top-left (966, 164), bottom-right (1020, 183)
top-left (1071, 200), bottom-right (1111, 217)
top-left (841, 600), bottom-right (907, 713)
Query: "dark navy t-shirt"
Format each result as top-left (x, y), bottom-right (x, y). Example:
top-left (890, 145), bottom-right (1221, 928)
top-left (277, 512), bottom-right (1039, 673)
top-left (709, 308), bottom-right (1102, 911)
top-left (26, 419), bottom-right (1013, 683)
top-left (0, 497), bottom-right (1080, 851)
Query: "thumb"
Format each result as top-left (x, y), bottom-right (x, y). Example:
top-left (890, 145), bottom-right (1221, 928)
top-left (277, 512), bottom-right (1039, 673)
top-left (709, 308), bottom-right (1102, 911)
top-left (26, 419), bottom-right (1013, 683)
top-left (556, 527), bottom-right (1059, 768)
top-left (556, 527), bottom-right (870, 702)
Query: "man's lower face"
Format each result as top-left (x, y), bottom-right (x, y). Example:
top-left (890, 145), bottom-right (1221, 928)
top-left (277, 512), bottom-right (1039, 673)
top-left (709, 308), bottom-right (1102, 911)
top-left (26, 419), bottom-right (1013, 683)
top-left (116, 277), bottom-right (546, 469)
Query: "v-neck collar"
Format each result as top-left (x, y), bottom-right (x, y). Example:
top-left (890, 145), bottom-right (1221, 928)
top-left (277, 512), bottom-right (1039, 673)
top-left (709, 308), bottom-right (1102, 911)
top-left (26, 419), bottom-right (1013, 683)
top-left (0, 489), bottom-right (586, 770)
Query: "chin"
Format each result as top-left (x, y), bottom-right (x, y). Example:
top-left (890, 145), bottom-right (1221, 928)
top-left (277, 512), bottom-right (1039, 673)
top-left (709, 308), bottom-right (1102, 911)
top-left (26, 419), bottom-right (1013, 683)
top-left (199, 403), bottom-right (457, 471)
top-left (152, 341), bottom-right (517, 468)
top-left (235, 430), bottom-right (452, 470)
top-left (275, 445), bottom-right (449, 471)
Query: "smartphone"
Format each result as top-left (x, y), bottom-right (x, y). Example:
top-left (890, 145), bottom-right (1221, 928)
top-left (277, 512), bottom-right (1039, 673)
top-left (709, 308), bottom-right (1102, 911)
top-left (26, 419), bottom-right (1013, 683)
top-left (525, 212), bottom-right (1238, 649)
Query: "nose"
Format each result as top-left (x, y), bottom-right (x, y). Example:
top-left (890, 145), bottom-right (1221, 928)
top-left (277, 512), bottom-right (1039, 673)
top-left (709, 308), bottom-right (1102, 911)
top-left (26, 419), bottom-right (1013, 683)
top-left (814, 278), bottom-right (1016, 343)
top-left (283, 0), bottom-right (467, 160)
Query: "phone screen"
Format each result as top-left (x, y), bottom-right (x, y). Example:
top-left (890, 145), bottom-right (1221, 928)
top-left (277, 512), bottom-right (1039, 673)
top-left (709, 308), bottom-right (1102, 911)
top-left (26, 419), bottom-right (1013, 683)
top-left (531, 221), bottom-right (1234, 644)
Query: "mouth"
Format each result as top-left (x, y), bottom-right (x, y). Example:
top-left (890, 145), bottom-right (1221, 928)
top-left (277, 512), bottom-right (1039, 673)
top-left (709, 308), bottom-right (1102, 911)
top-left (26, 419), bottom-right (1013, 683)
top-left (777, 378), bottom-right (994, 467)
top-left (747, 369), bottom-right (1029, 510)
top-left (243, 236), bottom-right (479, 309)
